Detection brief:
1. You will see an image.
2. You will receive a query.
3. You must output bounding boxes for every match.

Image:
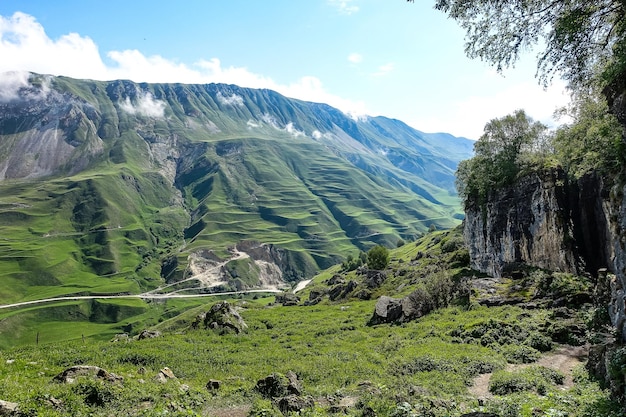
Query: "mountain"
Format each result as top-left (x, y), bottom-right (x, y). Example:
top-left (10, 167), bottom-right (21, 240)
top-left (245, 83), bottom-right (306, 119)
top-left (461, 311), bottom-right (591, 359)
top-left (0, 72), bottom-right (473, 304)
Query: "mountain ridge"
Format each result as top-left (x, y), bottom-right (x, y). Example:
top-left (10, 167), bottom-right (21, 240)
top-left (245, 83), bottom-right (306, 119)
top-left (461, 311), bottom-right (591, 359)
top-left (0, 72), bottom-right (473, 304)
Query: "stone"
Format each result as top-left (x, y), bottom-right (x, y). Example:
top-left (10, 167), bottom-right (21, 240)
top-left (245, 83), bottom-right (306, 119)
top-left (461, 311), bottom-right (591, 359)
top-left (137, 330), bottom-right (161, 340)
top-left (276, 395), bottom-right (313, 415)
top-left (201, 301), bottom-right (247, 334)
top-left (255, 371), bottom-right (303, 399)
top-left (369, 296), bottom-right (403, 325)
top-left (206, 379), bottom-right (221, 391)
top-left (285, 371), bottom-right (302, 395)
top-left (53, 365), bottom-right (123, 384)
top-left (155, 367), bottom-right (177, 383)
top-left (327, 274), bottom-right (345, 286)
top-left (328, 280), bottom-right (358, 301)
top-left (0, 400), bottom-right (19, 416)
top-left (364, 270), bottom-right (386, 289)
top-left (275, 292), bottom-right (300, 306)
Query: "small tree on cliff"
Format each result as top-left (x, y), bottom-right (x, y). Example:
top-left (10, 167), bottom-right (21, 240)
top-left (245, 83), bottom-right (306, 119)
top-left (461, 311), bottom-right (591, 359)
top-left (367, 245), bottom-right (390, 270)
top-left (455, 109), bottom-right (548, 206)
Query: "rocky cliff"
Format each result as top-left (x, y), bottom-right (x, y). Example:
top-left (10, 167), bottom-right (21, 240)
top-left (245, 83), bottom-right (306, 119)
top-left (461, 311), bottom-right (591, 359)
top-left (464, 167), bottom-right (626, 340)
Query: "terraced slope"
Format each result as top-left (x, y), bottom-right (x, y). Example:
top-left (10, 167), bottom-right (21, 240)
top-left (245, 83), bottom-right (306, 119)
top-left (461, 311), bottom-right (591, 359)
top-left (0, 73), bottom-right (472, 304)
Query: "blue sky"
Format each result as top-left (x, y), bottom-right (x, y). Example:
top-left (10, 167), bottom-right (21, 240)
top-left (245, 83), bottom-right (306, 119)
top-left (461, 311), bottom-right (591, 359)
top-left (0, 0), bottom-right (570, 139)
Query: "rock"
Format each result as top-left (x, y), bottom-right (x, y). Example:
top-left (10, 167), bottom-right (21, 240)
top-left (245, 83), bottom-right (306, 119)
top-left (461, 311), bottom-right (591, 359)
top-left (206, 379), bottom-right (221, 391)
top-left (353, 289), bottom-right (371, 300)
top-left (111, 333), bottom-right (129, 342)
top-left (200, 301), bottom-right (247, 334)
top-left (0, 400), bottom-right (19, 416)
top-left (285, 370), bottom-right (302, 395)
top-left (329, 280), bottom-right (358, 301)
top-left (255, 371), bottom-right (303, 399)
top-left (364, 270), bottom-right (386, 289)
top-left (309, 289), bottom-right (325, 300)
top-left (137, 330), bottom-right (161, 340)
top-left (46, 396), bottom-right (63, 408)
top-left (275, 292), bottom-right (300, 306)
top-left (327, 274), bottom-right (345, 286)
top-left (53, 365), bottom-right (123, 384)
top-left (361, 406), bottom-right (377, 417)
top-left (369, 296), bottom-right (403, 325)
top-left (463, 168), bottom-right (583, 279)
top-left (155, 367), bottom-right (176, 383)
top-left (276, 395), bottom-right (313, 415)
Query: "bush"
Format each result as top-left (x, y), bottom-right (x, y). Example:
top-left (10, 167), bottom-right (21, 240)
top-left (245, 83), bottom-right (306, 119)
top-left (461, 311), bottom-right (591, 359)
top-left (367, 245), bottom-right (390, 270)
top-left (489, 366), bottom-right (564, 395)
top-left (500, 344), bottom-right (541, 364)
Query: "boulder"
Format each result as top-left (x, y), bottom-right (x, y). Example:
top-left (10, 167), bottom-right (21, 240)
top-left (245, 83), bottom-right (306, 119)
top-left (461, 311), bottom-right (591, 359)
top-left (329, 280), bottom-right (358, 301)
top-left (53, 365), bottom-right (123, 384)
top-left (276, 395), bottom-right (313, 415)
top-left (275, 292), bottom-right (300, 306)
top-left (0, 400), bottom-right (19, 416)
top-left (155, 367), bottom-right (176, 383)
top-left (364, 270), bottom-right (386, 289)
top-left (255, 371), bottom-right (303, 398)
top-left (137, 330), bottom-right (161, 340)
top-left (206, 379), bottom-right (221, 391)
top-left (201, 301), bottom-right (247, 334)
top-left (326, 274), bottom-right (345, 286)
top-left (369, 296), bottom-right (403, 325)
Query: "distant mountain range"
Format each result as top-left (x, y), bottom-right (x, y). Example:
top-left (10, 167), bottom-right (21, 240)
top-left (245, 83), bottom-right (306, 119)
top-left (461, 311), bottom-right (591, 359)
top-left (0, 72), bottom-right (473, 303)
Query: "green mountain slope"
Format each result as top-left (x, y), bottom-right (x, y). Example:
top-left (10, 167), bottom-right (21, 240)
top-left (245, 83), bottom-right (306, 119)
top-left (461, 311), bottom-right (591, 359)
top-left (0, 73), bottom-right (472, 304)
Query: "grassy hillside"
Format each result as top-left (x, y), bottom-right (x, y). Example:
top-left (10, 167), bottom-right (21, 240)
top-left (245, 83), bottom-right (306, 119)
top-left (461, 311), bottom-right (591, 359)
top-left (0, 73), bottom-right (471, 307)
top-left (0, 227), bottom-right (619, 416)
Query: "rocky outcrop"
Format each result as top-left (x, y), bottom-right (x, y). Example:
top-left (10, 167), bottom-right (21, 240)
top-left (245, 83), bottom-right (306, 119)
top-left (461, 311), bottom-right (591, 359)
top-left (0, 400), bottom-right (19, 416)
top-left (464, 167), bottom-right (626, 341)
top-left (255, 371), bottom-right (303, 398)
top-left (192, 301), bottom-right (247, 334)
top-left (53, 365), bottom-right (123, 384)
top-left (464, 168), bottom-right (582, 278)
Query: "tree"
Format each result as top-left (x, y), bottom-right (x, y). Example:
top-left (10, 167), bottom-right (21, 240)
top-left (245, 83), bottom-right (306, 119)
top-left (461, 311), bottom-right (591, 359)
top-left (552, 90), bottom-right (625, 177)
top-left (367, 245), bottom-right (390, 270)
top-left (455, 110), bottom-right (548, 205)
top-left (410, 0), bottom-right (626, 90)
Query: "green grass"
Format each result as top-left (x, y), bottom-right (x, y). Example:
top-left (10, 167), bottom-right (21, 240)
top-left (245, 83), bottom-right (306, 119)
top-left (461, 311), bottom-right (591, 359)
top-left (0, 300), bottom-right (618, 416)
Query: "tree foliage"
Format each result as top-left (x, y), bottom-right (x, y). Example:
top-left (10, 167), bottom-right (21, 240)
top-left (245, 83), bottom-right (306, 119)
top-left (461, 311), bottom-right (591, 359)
top-left (552, 90), bottom-right (625, 178)
top-left (412, 0), bottom-right (626, 89)
top-left (367, 245), bottom-right (390, 270)
top-left (455, 110), bottom-right (548, 205)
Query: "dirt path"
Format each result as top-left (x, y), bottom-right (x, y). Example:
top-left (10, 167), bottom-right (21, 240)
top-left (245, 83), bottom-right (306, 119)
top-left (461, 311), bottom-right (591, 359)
top-left (468, 345), bottom-right (589, 398)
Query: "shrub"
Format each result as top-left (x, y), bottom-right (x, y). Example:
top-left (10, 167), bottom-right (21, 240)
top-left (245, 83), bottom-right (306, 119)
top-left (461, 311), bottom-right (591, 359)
top-left (500, 344), bottom-right (541, 364)
top-left (367, 245), bottom-right (390, 270)
top-left (489, 366), bottom-right (564, 395)
top-left (440, 236), bottom-right (464, 253)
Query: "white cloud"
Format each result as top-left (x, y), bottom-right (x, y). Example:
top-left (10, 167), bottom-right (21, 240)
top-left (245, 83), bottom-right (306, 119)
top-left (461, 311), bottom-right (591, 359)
top-left (407, 79), bottom-right (570, 139)
top-left (0, 70), bottom-right (30, 102)
top-left (372, 63), bottom-right (394, 77)
top-left (0, 12), bottom-right (368, 120)
top-left (328, 0), bottom-right (359, 15)
top-left (0, 71), bottom-right (53, 102)
top-left (247, 119), bottom-right (261, 129)
top-left (312, 130), bottom-right (322, 139)
top-left (348, 53), bottom-right (363, 64)
top-left (216, 91), bottom-right (244, 107)
top-left (285, 122), bottom-right (305, 138)
top-left (119, 91), bottom-right (166, 118)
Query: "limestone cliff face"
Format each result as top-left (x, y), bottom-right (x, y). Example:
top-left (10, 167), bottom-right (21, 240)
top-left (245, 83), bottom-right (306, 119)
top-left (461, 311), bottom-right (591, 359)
top-left (464, 166), bottom-right (626, 341)
top-left (464, 168), bottom-right (583, 278)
